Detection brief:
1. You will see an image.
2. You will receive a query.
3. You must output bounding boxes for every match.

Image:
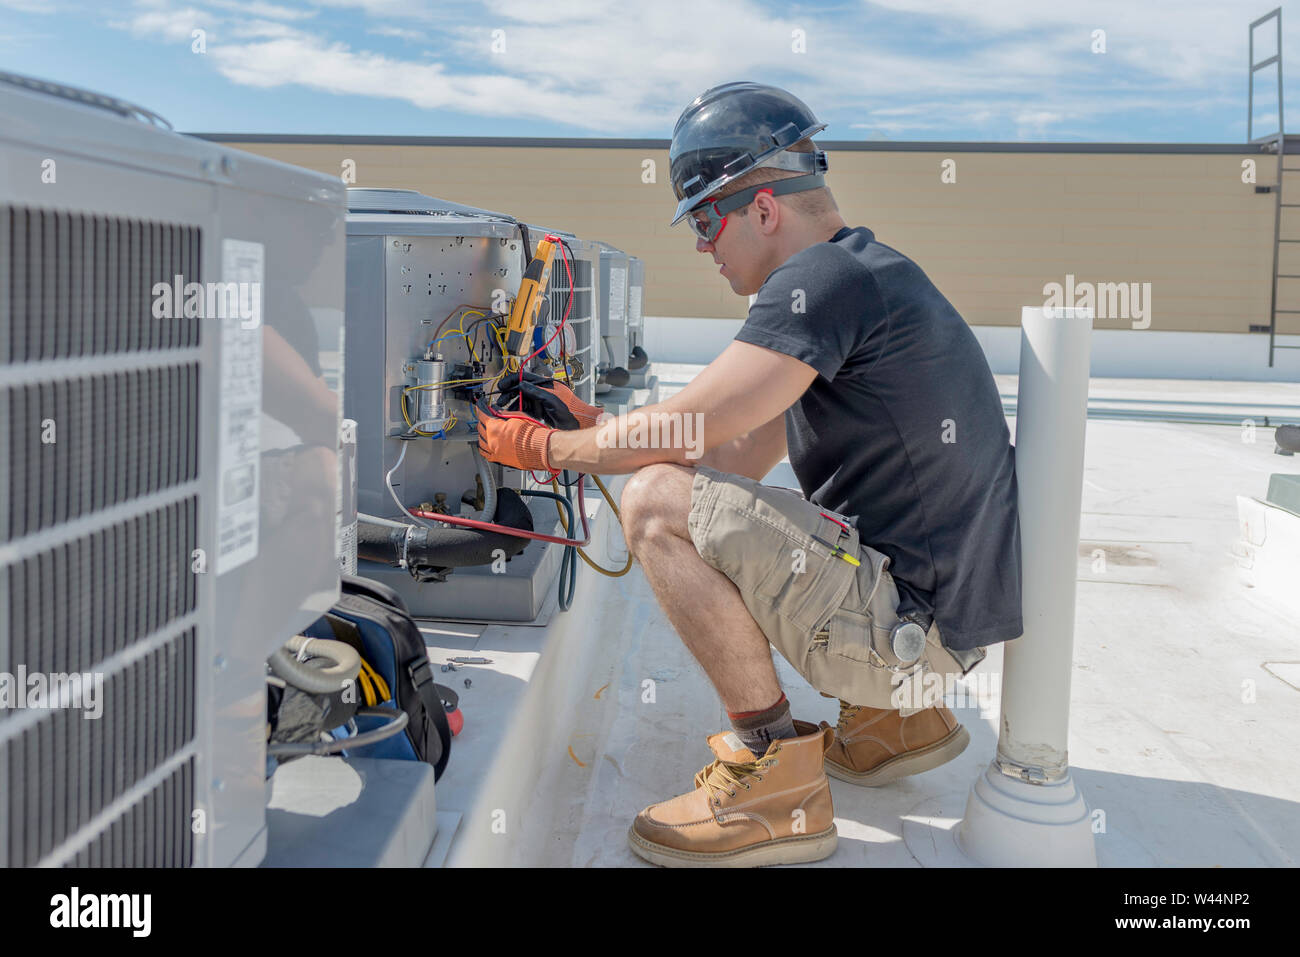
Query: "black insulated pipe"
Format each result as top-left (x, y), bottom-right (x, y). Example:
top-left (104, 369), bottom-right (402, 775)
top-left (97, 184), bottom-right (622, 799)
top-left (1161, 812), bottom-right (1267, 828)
top-left (357, 485), bottom-right (533, 578)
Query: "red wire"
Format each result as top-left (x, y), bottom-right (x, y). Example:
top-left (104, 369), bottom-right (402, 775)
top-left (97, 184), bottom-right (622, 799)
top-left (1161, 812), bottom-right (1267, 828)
top-left (515, 239), bottom-right (575, 411)
top-left (407, 474), bottom-right (590, 547)
top-left (491, 237), bottom-right (576, 482)
top-left (491, 408), bottom-right (548, 427)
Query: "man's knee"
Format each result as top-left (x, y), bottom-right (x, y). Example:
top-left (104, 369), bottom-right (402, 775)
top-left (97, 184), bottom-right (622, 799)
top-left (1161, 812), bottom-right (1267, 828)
top-left (620, 462), bottom-right (694, 546)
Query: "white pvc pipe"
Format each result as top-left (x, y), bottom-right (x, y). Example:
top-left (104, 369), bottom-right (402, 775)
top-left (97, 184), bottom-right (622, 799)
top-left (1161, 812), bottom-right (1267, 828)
top-left (956, 305), bottom-right (1097, 867)
top-left (1002, 305), bottom-right (1093, 772)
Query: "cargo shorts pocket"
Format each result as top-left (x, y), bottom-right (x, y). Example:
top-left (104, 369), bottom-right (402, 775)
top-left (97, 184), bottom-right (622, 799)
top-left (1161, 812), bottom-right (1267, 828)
top-left (757, 519), bottom-right (863, 636)
top-left (816, 546), bottom-right (902, 667)
top-left (804, 547), bottom-right (931, 709)
top-left (687, 466), bottom-right (861, 638)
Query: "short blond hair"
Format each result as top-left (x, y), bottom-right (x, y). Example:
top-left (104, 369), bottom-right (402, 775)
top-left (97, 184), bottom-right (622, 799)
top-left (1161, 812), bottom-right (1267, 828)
top-left (712, 139), bottom-right (838, 218)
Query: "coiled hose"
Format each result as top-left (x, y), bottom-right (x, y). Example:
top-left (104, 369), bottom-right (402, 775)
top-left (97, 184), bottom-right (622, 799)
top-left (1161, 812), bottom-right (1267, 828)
top-left (267, 636), bottom-right (409, 758)
top-left (268, 635), bottom-right (360, 694)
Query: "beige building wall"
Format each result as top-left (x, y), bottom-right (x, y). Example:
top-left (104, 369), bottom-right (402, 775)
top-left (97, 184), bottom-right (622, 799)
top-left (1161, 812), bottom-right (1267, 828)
top-left (211, 138), bottom-right (1282, 335)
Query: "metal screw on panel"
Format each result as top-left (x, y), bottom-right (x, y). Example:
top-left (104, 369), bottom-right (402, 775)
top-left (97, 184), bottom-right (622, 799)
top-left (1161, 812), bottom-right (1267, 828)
top-left (220, 154), bottom-right (237, 176)
top-left (463, 678), bottom-right (471, 689)
top-left (214, 655), bottom-right (227, 671)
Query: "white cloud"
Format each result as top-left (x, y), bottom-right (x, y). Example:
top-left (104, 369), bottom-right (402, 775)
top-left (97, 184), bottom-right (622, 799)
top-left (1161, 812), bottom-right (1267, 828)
top-left (0, 0), bottom-right (57, 11)
top-left (227, 17), bottom-right (305, 38)
top-left (118, 6), bottom-right (211, 43)
top-left (208, 0), bottom-right (318, 18)
top-left (120, 0), bottom-right (827, 132)
top-left (1014, 110), bottom-right (1063, 138)
top-left (862, 0), bottom-right (1264, 85)
top-left (107, 0), bottom-right (1273, 138)
top-left (210, 32), bottom-right (655, 130)
top-left (367, 25), bottom-right (425, 40)
top-left (309, 0), bottom-right (438, 17)
top-left (479, 0), bottom-right (620, 25)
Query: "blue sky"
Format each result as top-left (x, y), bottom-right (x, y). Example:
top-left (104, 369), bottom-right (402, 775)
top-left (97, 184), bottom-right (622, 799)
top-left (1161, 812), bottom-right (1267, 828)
top-left (0, 0), bottom-right (1296, 141)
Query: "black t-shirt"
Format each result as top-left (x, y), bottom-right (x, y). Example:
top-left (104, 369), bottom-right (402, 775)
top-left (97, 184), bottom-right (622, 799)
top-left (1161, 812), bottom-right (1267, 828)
top-left (734, 225), bottom-right (1022, 650)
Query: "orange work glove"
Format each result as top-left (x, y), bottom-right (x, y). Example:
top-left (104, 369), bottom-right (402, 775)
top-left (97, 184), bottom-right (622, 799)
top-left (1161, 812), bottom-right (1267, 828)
top-left (476, 399), bottom-right (555, 472)
top-left (496, 370), bottom-right (607, 430)
top-left (543, 377), bottom-right (607, 429)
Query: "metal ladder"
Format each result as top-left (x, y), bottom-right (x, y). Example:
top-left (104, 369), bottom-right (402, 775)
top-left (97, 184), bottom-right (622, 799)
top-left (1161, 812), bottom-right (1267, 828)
top-left (1250, 7), bottom-right (1300, 366)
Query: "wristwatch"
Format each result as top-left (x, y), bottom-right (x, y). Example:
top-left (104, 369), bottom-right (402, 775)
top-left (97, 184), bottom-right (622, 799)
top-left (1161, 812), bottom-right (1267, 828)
top-left (889, 613), bottom-right (930, 664)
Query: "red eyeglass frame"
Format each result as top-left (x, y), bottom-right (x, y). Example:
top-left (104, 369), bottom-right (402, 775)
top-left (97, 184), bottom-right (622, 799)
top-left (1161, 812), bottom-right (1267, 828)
top-left (688, 187), bottom-right (776, 243)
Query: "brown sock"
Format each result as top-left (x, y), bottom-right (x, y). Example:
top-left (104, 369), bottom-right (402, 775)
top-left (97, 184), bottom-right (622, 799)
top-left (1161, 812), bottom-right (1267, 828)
top-left (728, 693), bottom-right (797, 757)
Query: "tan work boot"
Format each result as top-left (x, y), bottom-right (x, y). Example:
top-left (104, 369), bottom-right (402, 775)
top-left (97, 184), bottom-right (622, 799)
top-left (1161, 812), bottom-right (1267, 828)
top-left (819, 699), bottom-right (969, 786)
top-left (627, 723), bottom-right (838, 867)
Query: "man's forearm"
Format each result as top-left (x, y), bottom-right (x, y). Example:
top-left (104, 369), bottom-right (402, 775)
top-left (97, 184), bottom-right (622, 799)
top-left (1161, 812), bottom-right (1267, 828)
top-left (547, 405), bottom-right (701, 474)
top-left (695, 436), bottom-right (755, 476)
top-left (696, 413), bottom-right (788, 480)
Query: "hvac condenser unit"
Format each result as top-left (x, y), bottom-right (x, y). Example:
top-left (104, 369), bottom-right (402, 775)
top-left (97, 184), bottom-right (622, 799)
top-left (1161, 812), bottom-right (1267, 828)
top-left (594, 242), bottom-right (631, 393)
top-left (343, 189), bottom-right (583, 621)
top-left (0, 72), bottom-right (344, 867)
top-left (624, 255), bottom-right (653, 390)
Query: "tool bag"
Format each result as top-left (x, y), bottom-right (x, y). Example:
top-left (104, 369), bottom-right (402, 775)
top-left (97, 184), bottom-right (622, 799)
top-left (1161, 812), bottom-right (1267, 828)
top-left (303, 575), bottom-right (453, 780)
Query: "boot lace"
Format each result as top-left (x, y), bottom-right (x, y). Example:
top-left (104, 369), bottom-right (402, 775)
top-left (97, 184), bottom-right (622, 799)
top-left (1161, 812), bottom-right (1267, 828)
top-left (693, 752), bottom-right (778, 805)
top-left (836, 699), bottom-right (862, 733)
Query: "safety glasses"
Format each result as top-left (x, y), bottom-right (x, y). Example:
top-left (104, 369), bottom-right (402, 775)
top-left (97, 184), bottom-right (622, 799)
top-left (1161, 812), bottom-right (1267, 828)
top-left (685, 186), bottom-right (773, 243)
top-left (686, 201), bottom-right (727, 243)
top-left (680, 172), bottom-right (827, 242)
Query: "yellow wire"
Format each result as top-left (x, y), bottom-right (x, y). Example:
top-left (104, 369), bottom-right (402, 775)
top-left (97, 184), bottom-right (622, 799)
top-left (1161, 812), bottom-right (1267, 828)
top-left (407, 316), bottom-right (507, 436)
top-left (362, 659), bottom-right (390, 702)
top-left (400, 392), bottom-right (433, 436)
top-left (493, 325), bottom-right (517, 370)
top-left (400, 392), bottom-right (459, 436)
top-left (355, 667), bottom-right (374, 705)
top-left (550, 474), bottom-right (634, 577)
top-left (404, 377), bottom-right (493, 394)
top-left (454, 311), bottom-right (487, 362)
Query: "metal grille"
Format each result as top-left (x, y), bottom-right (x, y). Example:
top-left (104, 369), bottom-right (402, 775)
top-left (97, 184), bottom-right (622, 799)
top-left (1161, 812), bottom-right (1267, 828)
top-left (548, 251), bottom-right (597, 404)
top-left (1, 364), bottom-right (201, 542)
top-left (66, 759), bottom-right (194, 867)
top-left (2, 496), bottom-right (199, 675)
top-left (0, 205), bottom-right (201, 364)
top-left (0, 202), bottom-right (203, 868)
top-left (2, 628), bottom-right (196, 867)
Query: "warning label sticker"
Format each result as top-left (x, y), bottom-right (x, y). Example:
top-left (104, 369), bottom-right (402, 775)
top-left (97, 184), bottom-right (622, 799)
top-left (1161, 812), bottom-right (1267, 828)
top-left (216, 239), bottom-right (264, 574)
top-left (628, 284), bottom-right (643, 327)
top-left (608, 266), bottom-right (627, 325)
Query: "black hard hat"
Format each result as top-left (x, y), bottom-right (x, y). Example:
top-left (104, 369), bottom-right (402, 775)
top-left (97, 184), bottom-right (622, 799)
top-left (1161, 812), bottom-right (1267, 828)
top-left (669, 81), bottom-right (828, 226)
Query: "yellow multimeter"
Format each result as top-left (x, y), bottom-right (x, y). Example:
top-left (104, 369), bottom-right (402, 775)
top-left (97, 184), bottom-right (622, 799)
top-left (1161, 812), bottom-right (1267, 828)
top-left (505, 234), bottom-right (559, 358)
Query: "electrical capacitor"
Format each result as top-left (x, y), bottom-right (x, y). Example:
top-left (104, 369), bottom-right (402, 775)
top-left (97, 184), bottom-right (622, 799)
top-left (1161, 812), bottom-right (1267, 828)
top-left (415, 355), bottom-right (448, 432)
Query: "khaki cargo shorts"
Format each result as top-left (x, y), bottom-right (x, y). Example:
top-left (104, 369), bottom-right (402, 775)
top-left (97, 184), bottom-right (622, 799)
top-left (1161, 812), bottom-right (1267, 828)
top-left (686, 464), bottom-right (986, 714)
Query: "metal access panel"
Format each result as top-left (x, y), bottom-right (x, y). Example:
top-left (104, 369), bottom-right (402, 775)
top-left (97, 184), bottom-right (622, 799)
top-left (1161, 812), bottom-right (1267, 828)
top-left (627, 256), bottom-right (645, 349)
top-left (0, 72), bottom-right (344, 868)
top-left (345, 190), bottom-right (577, 620)
top-left (597, 243), bottom-right (630, 369)
top-left (345, 189), bottom-right (520, 522)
